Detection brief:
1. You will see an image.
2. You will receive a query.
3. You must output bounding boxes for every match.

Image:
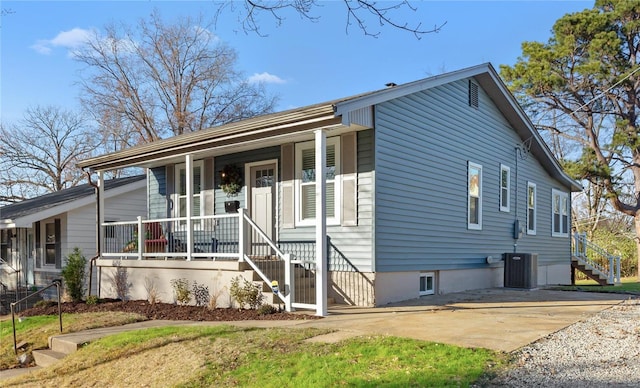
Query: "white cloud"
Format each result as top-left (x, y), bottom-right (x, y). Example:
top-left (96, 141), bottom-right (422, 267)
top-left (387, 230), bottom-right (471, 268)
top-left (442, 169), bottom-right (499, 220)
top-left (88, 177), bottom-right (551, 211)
top-left (31, 28), bottom-right (93, 55)
top-left (248, 72), bottom-right (286, 85)
top-left (51, 28), bottom-right (92, 48)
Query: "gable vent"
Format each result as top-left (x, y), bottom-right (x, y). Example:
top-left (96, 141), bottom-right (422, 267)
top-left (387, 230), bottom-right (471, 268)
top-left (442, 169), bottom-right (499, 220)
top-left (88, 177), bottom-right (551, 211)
top-left (468, 80), bottom-right (479, 108)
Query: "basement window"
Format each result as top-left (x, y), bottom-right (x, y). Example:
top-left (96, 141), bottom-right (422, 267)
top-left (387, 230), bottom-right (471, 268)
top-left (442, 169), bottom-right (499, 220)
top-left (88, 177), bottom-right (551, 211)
top-left (419, 272), bottom-right (435, 296)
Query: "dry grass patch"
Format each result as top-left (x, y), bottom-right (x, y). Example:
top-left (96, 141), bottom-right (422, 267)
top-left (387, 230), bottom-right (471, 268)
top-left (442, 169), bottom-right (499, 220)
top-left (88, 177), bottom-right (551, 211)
top-left (0, 312), bottom-right (146, 370)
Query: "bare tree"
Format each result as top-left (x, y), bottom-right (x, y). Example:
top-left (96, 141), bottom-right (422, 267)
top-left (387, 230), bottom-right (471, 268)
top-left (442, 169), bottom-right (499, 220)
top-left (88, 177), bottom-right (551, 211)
top-left (217, 0), bottom-right (445, 38)
top-left (0, 106), bottom-right (96, 204)
top-left (75, 11), bottom-right (277, 143)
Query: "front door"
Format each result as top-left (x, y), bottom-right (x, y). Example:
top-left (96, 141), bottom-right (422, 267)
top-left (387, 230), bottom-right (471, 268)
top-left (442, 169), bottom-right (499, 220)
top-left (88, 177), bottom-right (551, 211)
top-left (249, 162), bottom-right (276, 241)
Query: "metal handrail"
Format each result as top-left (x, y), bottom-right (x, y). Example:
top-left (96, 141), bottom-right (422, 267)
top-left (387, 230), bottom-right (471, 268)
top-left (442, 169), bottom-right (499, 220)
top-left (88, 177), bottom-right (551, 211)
top-left (11, 280), bottom-right (63, 354)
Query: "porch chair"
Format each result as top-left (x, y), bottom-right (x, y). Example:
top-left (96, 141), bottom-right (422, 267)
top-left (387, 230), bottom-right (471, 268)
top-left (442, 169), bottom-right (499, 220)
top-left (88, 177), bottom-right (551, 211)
top-left (144, 222), bottom-right (168, 253)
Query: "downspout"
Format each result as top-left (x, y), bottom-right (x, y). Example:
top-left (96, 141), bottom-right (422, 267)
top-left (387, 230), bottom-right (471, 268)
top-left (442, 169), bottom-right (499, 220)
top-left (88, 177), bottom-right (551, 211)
top-left (84, 169), bottom-right (101, 297)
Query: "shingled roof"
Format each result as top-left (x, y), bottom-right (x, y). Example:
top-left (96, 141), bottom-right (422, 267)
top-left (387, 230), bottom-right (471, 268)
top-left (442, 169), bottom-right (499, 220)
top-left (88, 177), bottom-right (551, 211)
top-left (1, 175), bottom-right (145, 224)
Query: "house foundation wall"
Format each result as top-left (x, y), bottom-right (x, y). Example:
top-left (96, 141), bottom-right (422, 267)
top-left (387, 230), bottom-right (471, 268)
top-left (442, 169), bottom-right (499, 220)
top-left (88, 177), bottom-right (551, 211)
top-left (373, 263), bottom-right (571, 306)
top-left (537, 263), bottom-right (571, 286)
top-left (96, 260), bottom-right (254, 307)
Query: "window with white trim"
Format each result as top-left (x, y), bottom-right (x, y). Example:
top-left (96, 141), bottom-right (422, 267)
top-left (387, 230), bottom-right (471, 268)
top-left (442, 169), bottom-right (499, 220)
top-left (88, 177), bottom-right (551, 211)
top-left (500, 164), bottom-right (510, 212)
top-left (295, 137), bottom-right (341, 225)
top-left (527, 182), bottom-right (537, 235)
top-left (468, 162), bottom-right (483, 230)
top-left (419, 272), bottom-right (435, 296)
top-left (175, 161), bottom-right (204, 224)
top-left (552, 189), bottom-right (570, 237)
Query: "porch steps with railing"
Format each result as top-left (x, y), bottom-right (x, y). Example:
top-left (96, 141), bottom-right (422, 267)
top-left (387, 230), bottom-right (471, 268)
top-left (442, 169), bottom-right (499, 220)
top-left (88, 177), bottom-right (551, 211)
top-left (570, 256), bottom-right (610, 286)
top-left (571, 233), bottom-right (621, 286)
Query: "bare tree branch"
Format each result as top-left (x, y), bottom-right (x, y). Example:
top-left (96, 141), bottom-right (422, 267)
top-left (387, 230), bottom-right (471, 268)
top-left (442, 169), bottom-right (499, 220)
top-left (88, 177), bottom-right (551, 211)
top-left (0, 106), bottom-right (97, 204)
top-left (216, 0), bottom-right (445, 38)
top-left (76, 11), bottom-right (277, 142)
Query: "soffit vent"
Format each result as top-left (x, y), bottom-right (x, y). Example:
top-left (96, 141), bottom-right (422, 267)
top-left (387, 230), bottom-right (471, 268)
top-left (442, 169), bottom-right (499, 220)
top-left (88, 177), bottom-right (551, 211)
top-left (468, 80), bottom-right (479, 109)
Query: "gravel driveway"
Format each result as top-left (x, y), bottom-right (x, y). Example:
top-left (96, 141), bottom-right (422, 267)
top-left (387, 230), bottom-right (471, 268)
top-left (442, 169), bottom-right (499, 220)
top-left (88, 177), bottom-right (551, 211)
top-left (489, 297), bottom-right (640, 387)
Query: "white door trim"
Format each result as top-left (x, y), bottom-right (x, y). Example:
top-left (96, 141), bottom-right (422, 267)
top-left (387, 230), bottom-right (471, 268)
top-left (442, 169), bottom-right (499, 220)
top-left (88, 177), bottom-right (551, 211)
top-left (245, 159), bottom-right (279, 239)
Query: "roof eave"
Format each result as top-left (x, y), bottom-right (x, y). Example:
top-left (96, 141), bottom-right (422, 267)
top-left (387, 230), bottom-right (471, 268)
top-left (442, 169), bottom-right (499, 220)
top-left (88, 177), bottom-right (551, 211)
top-left (78, 103), bottom-right (338, 172)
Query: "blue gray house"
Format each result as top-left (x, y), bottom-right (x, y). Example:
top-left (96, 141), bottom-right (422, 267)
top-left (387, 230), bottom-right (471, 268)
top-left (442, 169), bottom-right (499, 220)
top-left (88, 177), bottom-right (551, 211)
top-left (78, 63), bottom-right (581, 313)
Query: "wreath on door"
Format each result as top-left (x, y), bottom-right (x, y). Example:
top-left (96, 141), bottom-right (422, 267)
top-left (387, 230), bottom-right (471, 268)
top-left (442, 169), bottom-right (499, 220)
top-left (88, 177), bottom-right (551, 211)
top-left (220, 164), bottom-right (243, 196)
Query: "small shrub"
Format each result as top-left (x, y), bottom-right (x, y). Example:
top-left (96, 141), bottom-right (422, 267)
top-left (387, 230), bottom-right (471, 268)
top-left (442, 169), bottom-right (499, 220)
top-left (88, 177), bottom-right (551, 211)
top-left (86, 295), bottom-right (99, 305)
top-left (171, 278), bottom-right (191, 305)
top-left (109, 260), bottom-right (131, 301)
top-left (144, 277), bottom-right (160, 305)
top-left (192, 281), bottom-right (210, 307)
top-left (208, 285), bottom-right (226, 310)
top-left (229, 276), bottom-right (264, 310)
top-left (60, 247), bottom-right (87, 303)
top-left (257, 304), bottom-right (277, 315)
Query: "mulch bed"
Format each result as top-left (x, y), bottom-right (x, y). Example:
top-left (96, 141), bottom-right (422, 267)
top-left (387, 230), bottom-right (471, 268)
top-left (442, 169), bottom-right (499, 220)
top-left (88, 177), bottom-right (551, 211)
top-left (18, 300), bottom-right (321, 321)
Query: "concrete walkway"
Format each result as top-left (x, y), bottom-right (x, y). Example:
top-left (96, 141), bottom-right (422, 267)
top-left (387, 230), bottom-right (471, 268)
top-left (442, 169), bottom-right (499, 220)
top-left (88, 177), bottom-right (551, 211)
top-left (1, 288), bottom-right (633, 381)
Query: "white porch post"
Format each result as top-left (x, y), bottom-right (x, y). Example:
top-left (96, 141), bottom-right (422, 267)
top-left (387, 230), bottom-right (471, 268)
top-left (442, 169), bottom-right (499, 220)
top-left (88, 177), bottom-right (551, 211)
top-left (315, 129), bottom-right (327, 317)
top-left (97, 171), bottom-right (105, 254)
top-left (185, 154), bottom-right (193, 260)
top-left (238, 208), bottom-right (245, 262)
top-left (136, 216), bottom-right (143, 260)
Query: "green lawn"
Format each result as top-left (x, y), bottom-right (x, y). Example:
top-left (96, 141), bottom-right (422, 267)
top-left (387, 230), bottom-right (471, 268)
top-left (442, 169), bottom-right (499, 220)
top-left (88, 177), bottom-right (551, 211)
top-left (1, 318), bottom-right (506, 387)
top-left (553, 277), bottom-right (640, 294)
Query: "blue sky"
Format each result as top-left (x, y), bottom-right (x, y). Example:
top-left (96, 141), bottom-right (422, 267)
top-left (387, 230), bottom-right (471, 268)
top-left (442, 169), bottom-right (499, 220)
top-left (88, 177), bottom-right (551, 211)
top-left (1, 1), bottom-right (593, 124)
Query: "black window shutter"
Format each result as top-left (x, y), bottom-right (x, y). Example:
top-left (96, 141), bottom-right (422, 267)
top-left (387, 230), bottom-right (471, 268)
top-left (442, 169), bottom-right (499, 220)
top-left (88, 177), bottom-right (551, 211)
top-left (54, 219), bottom-right (62, 269)
top-left (35, 222), bottom-right (41, 268)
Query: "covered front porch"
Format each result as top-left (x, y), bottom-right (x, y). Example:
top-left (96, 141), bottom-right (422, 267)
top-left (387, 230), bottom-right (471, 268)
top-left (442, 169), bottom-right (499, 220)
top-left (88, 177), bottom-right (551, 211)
top-left (81, 102), bottom-right (374, 315)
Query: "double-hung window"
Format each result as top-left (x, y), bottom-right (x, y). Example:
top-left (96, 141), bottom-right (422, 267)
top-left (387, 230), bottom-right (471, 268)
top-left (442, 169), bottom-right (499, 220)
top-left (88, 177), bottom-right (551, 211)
top-left (500, 164), bottom-right (510, 212)
top-left (295, 137), bottom-right (341, 225)
top-left (527, 182), bottom-right (537, 235)
top-left (552, 189), bottom-right (569, 237)
top-left (468, 162), bottom-right (483, 230)
top-left (175, 161), bottom-right (204, 225)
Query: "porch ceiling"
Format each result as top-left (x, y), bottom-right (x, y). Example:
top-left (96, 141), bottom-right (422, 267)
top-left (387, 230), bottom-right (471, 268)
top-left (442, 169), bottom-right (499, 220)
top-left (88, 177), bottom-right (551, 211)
top-left (78, 103), bottom-right (347, 172)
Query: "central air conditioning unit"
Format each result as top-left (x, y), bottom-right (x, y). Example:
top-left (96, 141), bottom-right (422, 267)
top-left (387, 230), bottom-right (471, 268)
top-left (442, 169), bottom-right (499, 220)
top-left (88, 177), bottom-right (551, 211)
top-left (503, 253), bottom-right (538, 289)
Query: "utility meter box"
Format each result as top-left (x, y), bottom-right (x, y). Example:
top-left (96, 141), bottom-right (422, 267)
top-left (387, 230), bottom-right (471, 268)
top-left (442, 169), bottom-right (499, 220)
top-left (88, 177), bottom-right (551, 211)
top-left (503, 253), bottom-right (538, 289)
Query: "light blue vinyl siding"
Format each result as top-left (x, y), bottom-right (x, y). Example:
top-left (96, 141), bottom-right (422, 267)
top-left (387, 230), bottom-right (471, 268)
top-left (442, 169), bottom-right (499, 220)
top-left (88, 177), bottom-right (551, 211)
top-left (279, 130), bottom-right (375, 272)
top-left (374, 79), bottom-right (572, 272)
top-left (148, 167), bottom-right (167, 219)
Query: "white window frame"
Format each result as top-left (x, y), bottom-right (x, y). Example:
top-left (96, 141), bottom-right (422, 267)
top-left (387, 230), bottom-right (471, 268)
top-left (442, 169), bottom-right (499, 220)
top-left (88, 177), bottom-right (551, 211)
top-left (174, 160), bottom-right (205, 224)
top-left (527, 182), bottom-right (537, 235)
top-left (419, 272), bottom-right (435, 296)
top-left (500, 164), bottom-right (510, 212)
top-left (468, 161), bottom-right (483, 230)
top-left (295, 137), bottom-right (341, 226)
top-left (552, 189), bottom-right (570, 237)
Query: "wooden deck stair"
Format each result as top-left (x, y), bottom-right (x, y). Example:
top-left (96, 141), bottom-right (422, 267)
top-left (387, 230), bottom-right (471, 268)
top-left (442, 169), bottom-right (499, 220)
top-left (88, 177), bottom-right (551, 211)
top-left (571, 233), bottom-right (621, 286)
top-left (571, 256), bottom-right (610, 286)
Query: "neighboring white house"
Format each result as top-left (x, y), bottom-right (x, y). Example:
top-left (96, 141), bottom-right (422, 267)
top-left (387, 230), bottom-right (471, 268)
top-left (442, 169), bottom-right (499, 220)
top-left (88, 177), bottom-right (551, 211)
top-left (78, 63), bottom-right (582, 312)
top-left (0, 176), bottom-right (146, 293)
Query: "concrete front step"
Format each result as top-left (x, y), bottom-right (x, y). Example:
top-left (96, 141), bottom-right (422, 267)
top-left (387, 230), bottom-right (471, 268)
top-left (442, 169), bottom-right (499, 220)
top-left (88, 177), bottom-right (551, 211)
top-left (50, 336), bottom-right (83, 354)
top-left (32, 349), bottom-right (67, 368)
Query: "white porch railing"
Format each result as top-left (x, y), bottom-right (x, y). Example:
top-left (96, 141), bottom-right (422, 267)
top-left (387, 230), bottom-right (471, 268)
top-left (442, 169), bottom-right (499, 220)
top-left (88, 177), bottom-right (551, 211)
top-left (100, 209), bottom-right (297, 311)
top-left (102, 214), bottom-right (240, 260)
top-left (572, 232), bottom-right (621, 285)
